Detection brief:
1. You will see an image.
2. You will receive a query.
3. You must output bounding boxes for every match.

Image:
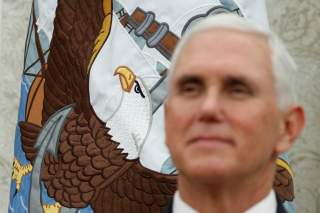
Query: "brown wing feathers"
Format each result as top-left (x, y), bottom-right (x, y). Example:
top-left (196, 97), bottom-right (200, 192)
top-left (20, 0), bottom-right (105, 160)
top-left (43, 0), bottom-right (105, 123)
top-left (41, 111), bottom-right (130, 208)
top-left (91, 162), bottom-right (177, 213)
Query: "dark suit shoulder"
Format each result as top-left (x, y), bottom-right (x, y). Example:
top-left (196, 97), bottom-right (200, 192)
top-left (163, 198), bottom-right (173, 213)
top-left (277, 199), bottom-right (288, 213)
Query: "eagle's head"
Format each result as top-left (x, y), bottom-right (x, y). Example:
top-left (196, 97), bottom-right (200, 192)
top-left (90, 64), bottom-right (153, 160)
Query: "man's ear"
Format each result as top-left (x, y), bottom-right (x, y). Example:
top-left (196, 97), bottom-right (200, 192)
top-left (275, 106), bottom-right (305, 154)
top-left (164, 99), bottom-right (168, 118)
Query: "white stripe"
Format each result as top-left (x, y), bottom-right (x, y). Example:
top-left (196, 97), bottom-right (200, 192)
top-left (19, 195), bottom-right (28, 212)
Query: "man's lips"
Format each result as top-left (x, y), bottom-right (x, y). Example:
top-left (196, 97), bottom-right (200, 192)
top-left (189, 135), bottom-right (234, 147)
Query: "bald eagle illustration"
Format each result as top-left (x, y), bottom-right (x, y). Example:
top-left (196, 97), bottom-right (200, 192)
top-left (19, 0), bottom-right (176, 212)
top-left (18, 0), bottom-right (294, 212)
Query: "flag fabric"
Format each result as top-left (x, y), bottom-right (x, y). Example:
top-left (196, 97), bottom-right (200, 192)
top-left (9, 0), bottom-right (295, 212)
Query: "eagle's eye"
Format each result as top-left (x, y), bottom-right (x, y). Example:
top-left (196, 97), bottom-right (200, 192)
top-left (134, 80), bottom-right (145, 98)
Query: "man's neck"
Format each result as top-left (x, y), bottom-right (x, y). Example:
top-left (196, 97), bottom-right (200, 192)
top-left (178, 170), bottom-right (274, 213)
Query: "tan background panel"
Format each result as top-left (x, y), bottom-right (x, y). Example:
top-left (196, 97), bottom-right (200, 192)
top-left (0, 0), bottom-right (319, 212)
top-left (267, 0), bottom-right (320, 212)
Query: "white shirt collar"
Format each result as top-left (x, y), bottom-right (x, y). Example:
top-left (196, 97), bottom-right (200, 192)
top-left (173, 190), bottom-right (277, 213)
top-left (173, 191), bottom-right (197, 213)
top-left (245, 190), bottom-right (277, 213)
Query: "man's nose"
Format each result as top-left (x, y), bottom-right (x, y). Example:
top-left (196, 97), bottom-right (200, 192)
top-left (198, 90), bottom-right (223, 122)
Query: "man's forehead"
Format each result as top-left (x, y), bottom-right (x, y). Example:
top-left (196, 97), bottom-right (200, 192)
top-left (169, 27), bottom-right (274, 86)
top-left (186, 27), bottom-right (269, 52)
top-left (175, 28), bottom-right (270, 66)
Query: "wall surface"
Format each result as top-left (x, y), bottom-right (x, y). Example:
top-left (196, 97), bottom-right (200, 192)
top-left (0, 0), bottom-right (32, 211)
top-left (267, 0), bottom-right (320, 212)
top-left (0, 0), bottom-right (319, 212)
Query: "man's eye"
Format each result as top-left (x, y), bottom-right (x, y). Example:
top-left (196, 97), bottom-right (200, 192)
top-left (179, 83), bottom-right (201, 96)
top-left (228, 85), bottom-right (252, 97)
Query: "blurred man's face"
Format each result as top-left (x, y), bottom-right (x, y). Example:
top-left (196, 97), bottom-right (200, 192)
top-left (165, 29), bottom-right (287, 182)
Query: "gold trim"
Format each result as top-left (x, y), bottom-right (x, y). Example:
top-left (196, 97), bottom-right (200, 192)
top-left (87, 0), bottom-right (113, 72)
top-left (103, 0), bottom-right (112, 15)
top-left (276, 158), bottom-right (293, 177)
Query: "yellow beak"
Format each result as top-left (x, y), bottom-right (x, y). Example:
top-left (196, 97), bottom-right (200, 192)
top-left (114, 66), bottom-right (136, 92)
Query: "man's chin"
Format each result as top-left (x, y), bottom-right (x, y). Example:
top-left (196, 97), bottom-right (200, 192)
top-left (182, 160), bottom-right (235, 184)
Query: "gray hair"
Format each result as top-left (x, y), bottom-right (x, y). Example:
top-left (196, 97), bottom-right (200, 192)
top-left (169, 13), bottom-right (297, 110)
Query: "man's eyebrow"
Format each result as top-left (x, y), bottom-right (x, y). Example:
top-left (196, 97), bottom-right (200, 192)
top-left (175, 75), bottom-right (203, 87)
top-left (223, 75), bottom-right (255, 88)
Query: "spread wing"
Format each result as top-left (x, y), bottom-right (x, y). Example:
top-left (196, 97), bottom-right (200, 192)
top-left (41, 111), bottom-right (130, 208)
top-left (19, 0), bottom-right (105, 169)
top-left (274, 162), bottom-right (294, 202)
top-left (91, 163), bottom-right (177, 213)
top-left (41, 111), bottom-right (176, 211)
top-left (42, 0), bottom-right (106, 124)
